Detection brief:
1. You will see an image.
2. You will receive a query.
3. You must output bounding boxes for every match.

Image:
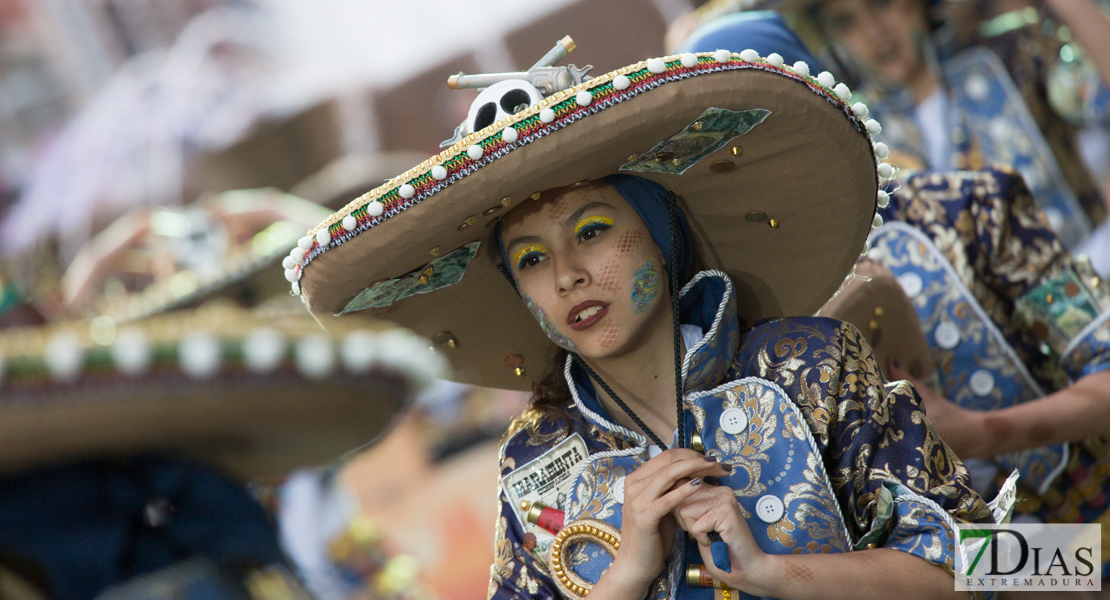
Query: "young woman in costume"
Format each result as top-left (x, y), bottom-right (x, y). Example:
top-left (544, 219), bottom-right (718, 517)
top-left (291, 18), bottom-right (995, 599)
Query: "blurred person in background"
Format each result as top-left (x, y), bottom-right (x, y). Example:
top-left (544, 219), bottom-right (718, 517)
top-left (773, 0), bottom-right (1110, 262)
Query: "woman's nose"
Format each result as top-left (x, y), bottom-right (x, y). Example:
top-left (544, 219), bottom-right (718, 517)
top-left (554, 258), bottom-right (590, 294)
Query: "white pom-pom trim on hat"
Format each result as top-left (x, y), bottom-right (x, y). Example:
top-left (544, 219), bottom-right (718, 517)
top-left (282, 256), bottom-right (297, 270)
top-left (877, 163), bottom-right (894, 179)
top-left (576, 90), bottom-right (593, 107)
top-left (297, 236), bottom-right (313, 250)
top-left (502, 126), bottom-right (519, 144)
top-left (865, 119), bottom-right (882, 134)
top-left (431, 165), bottom-right (447, 180)
top-left (467, 145), bottom-right (483, 160)
top-left (766, 53), bottom-right (783, 67)
top-left (647, 58), bottom-right (666, 73)
top-left (713, 49), bottom-right (731, 63)
top-left (833, 83), bottom-right (851, 101)
top-left (874, 142), bottom-right (889, 159)
top-left (295, 334), bottom-right (336, 379)
top-left (341, 330), bottom-right (378, 373)
top-left (243, 328), bottom-right (285, 374)
top-left (110, 327), bottom-right (151, 376)
top-left (399, 184), bottom-right (415, 199)
top-left (792, 61), bottom-right (810, 77)
top-left (342, 215), bottom-right (357, 231)
top-left (681, 53), bottom-right (698, 68)
top-left (612, 75), bottom-right (630, 91)
top-left (739, 49), bottom-right (759, 62)
top-left (877, 190), bottom-right (890, 208)
top-left (46, 332), bottom-right (83, 382)
top-left (291, 281), bottom-right (300, 295)
top-left (315, 229), bottom-right (331, 246)
top-left (817, 71), bottom-right (835, 88)
top-left (284, 268), bottom-right (298, 283)
top-left (852, 102), bottom-right (869, 118)
top-left (872, 214), bottom-right (884, 229)
top-left (290, 247), bottom-right (306, 264)
top-left (179, 333), bottom-right (220, 379)
top-left (540, 107), bottom-right (557, 122)
top-left (366, 201), bottom-right (384, 217)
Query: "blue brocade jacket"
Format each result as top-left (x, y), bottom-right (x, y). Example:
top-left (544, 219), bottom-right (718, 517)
top-left (873, 167), bottom-right (1110, 543)
top-left (488, 271), bottom-right (994, 600)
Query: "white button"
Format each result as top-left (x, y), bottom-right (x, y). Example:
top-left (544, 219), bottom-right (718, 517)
top-left (613, 476), bottom-right (625, 504)
top-left (970, 370), bottom-right (995, 396)
top-left (934, 322), bottom-right (961, 350)
top-left (755, 495), bottom-right (784, 523)
top-left (898, 272), bottom-right (923, 298)
top-left (719, 408), bottom-right (748, 435)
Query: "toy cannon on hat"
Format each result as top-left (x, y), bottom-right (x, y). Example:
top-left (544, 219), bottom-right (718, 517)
top-left (440, 36), bottom-right (592, 148)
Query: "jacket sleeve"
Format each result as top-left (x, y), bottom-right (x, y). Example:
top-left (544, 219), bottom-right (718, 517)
top-left (825, 320), bottom-right (994, 574)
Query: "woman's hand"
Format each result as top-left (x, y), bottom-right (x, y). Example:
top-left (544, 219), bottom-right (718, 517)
top-left (672, 484), bottom-right (772, 595)
top-left (887, 361), bottom-right (992, 459)
top-left (591, 449), bottom-right (730, 600)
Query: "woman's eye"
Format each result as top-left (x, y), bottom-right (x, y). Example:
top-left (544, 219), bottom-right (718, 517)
top-left (518, 252), bottom-right (547, 270)
top-left (574, 216), bottom-right (614, 243)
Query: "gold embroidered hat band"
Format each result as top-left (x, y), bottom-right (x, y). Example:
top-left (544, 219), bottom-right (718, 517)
top-left (292, 48), bottom-right (891, 391)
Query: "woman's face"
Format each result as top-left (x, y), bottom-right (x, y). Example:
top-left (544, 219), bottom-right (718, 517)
top-left (500, 183), bottom-right (669, 359)
top-left (820, 0), bottom-right (929, 86)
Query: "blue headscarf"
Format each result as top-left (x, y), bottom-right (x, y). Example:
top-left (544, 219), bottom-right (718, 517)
top-left (677, 11), bottom-right (825, 71)
top-left (496, 174), bottom-right (694, 288)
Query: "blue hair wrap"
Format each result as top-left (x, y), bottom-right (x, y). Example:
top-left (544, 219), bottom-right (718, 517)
top-left (496, 174), bottom-right (693, 287)
top-left (677, 10), bottom-right (825, 73)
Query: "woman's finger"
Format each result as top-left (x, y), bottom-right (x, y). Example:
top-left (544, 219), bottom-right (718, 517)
top-left (639, 456), bottom-right (733, 501)
top-left (644, 475), bottom-right (709, 520)
top-left (626, 448), bottom-right (708, 483)
top-left (673, 486), bottom-right (734, 538)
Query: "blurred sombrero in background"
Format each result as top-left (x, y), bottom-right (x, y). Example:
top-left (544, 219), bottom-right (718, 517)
top-left (0, 303), bottom-right (446, 480)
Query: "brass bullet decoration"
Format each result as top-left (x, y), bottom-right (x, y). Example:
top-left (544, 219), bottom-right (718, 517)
top-left (530, 192), bottom-right (541, 200)
top-left (429, 246), bottom-right (441, 257)
top-left (1045, 293), bottom-right (1054, 304)
top-left (874, 306), bottom-right (884, 316)
top-left (768, 219), bottom-right (779, 229)
top-left (501, 196), bottom-right (512, 206)
top-left (514, 367), bottom-right (526, 377)
top-left (730, 146), bottom-right (742, 156)
top-left (692, 121), bottom-right (703, 131)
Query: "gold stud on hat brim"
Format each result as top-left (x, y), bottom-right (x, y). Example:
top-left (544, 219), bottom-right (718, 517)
top-left (297, 53), bottom-right (880, 391)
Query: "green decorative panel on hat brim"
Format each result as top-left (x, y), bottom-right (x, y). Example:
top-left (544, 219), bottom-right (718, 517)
top-left (297, 53), bottom-right (879, 391)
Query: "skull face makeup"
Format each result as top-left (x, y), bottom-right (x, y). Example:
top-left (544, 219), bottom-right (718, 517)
top-left (499, 183), bottom-right (670, 359)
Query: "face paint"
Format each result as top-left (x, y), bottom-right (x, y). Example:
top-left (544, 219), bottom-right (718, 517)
top-left (573, 215), bottom-right (614, 241)
top-left (524, 294), bottom-right (579, 352)
top-left (514, 244), bottom-right (547, 271)
top-left (630, 258), bottom-right (661, 315)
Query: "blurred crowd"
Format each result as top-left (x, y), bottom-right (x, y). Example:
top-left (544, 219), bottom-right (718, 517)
top-left (0, 0), bottom-right (1108, 599)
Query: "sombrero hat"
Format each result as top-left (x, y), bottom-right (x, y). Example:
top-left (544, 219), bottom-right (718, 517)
top-left (0, 304), bottom-right (445, 479)
top-left (290, 46), bottom-right (892, 391)
top-left (818, 259), bottom-right (934, 382)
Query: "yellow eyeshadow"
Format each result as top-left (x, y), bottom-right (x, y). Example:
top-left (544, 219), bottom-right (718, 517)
top-left (574, 215), bottom-right (614, 236)
top-left (514, 244), bottom-right (547, 266)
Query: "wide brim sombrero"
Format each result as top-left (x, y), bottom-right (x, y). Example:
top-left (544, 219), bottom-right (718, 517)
top-left (0, 304), bottom-right (444, 479)
top-left (818, 259), bottom-right (934, 381)
top-left (293, 51), bottom-right (889, 391)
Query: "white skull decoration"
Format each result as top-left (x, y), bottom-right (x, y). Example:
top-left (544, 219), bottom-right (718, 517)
top-left (467, 80), bottom-right (544, 134)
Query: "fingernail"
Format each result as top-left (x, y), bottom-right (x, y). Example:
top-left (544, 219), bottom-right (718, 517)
top-left (721, 463), bottom-right (733, 473)
top-left (690, 477), bottom-right (703, 487)
top-left (703, 456), bottom-right (717, 462)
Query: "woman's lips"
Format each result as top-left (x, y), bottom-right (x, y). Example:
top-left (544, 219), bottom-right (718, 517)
top-left (567, 301), bottom-right (610, 332)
